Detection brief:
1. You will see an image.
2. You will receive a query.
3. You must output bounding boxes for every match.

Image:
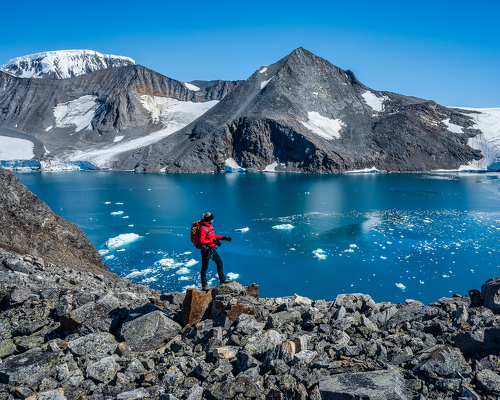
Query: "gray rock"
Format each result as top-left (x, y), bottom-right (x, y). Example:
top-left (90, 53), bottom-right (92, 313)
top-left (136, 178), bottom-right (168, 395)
top-left (67, 332), bottom-right (118, 357)
top-left (334, 293), bottom-right (377, 313)
top-left (319, 369), bottom-right (410, 400)
top-left (55, 294), bottom-right (73, 317)
top-left (477, 369), bottom-right (500, 395)
top-left (162, 366), bottom-right (185, 389)
top-left (4, 259), bottom-right (32, 274)
top-left (8, 285), bottom-right (31, 306)
top-left (121, 305), bottom-right (181, 351)
top-left (244, 329), bottom-right (283, 359)
top-left (482, 277), bottom-right (500, 314)
top-left (237, 351), bottom-right (261, 372)
top-left (36, 389), bottom-right (67, 400)
top-left (292, 350), bottom-right (318, 366)
top-left (124, 357), bottom-right (147, 380)
top-left (116, 388), bottom-right (149, 400)
top-left (207, 376), bottom-right (264, 399)
top-left (186, 386), bottom-right (203, 400)
top-left (86, 356), bottom-right (119, 383)
top-left (454, 327), bottom-right (500, 356)
top-left (0, 350), bottom-right (62, 385)
top-left (268, 310), bottom-right (301, 329)
top-left (383, 304), bottom-right (424, 328)
top-left (410, 345), bottom-right (470, 377)
top-left (235, 314), bottom-right (265, 335)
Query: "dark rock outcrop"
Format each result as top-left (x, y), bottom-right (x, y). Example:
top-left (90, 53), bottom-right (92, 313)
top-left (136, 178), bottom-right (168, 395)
top-left (0, 168), bottom-right (108, 274)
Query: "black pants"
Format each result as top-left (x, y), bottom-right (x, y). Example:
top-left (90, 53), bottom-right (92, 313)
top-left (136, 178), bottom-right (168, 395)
top-left (200, 248), bottom-right (226, 287)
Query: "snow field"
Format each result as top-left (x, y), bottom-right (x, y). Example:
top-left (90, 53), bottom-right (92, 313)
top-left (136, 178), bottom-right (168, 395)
top-left (301, 111), bottom-right (344, 140)
top-left (362, 91), bottom-right (389, 112)
top-left (54, 95), bottom-right (99, 132)
top-left (0, 137), bottom-right (34, 160)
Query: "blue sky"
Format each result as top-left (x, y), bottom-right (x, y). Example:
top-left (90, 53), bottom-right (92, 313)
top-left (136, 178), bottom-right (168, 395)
top-left (2, 0), bottom-right (499, 107)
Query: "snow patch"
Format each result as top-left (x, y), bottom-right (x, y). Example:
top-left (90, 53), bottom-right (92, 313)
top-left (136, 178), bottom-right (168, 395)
top-left (106, 233), bottom-right (142, 249)
top-left (113, 136), bottom-right (124, 142)
top-left (259, 67), bottom-right (268, 73)
top-left (442, 119), bottom-right (463, 133)
top-left (345, 167), bottom-right (379, 174)
top-left (225, 158), bottom-right (246, 172)
top-left (362, 91), bottom-right (389, 112)
top-left (54, 95), bottom-right (98, 132)
top-left (301, 111), bottom-right (344, 140)
top-left (184, 82), bottom-right (200, 91)
top-left (0, 137), bottom-right (34, 160)
top-left (67, 97), bottom-right (218, 168)
top-left (261, 77), bottom-right (273, 89)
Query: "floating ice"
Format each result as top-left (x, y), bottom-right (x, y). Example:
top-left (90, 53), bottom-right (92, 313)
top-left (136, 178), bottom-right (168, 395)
top-left (182, 285), bottom-right (196, 293)
top-left (443, 274), bottom-right (450, 278)
top-left (235, 227), bottom-right (249, 232)
top-left (181, 252), bottom-right (192, 255)
top-left (98, 249), bottom-right (109, 255)
top-left (122, 216), bottom-right (129, 219)
top-left (104, 202), bottom-right (111, 204)
top-left (420, 280), bottom-right (425, 284)
top-left (117, 249), bottom-right (125, 252)
top-left (179, 276), bottom-right (189, 281)
top-left (125, 268), bottom-right (154, 279)
top-left (106, 233), bottom-right (142, 249)
top-left (110, 211), bottom-right (124, 215)
top-left (227, 272), bottom-right (239, 280)
top-left (177, 267), bottom-right (189, 275)
top-left (116, 202), bottom-right (124, 205)
top-left (395, 283), bottom-right (406, 290)
top-left (350, 244), bottom-right (357, 248)
top-left (142, 277), bottom-right (158, 283)
top-left (272, 224), bottom-right (294, 230)
top-left (184, 259), bottom-right (199, 267)
top-left (313, 249), bottom-right (327, 259)
top-left (104, 255), bottom-right (115, 260)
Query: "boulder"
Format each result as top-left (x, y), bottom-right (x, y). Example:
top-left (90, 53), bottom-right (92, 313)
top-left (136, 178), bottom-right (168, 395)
top-left (121, 304), bottom-right (181, 351)
top-left (182, 288), bottom-right (213, 326)
top-left (67, 332), bottom-right (118, 357)
top-left (410, 345), bottom-right (470, 377)
top-left (477, 369), bottom-right (500, 395)
top-left (319, 370), bottom-right (410, 400)
top-left (207, 376), bottom-right (264, 399)
top-left (86, 356), bottom-right (119, 383)
top-left (268, 310), bottom-right (301, 329)
top-left (116, 388), bottom-right (149, 400)
top-left (454, 328), bottom-right (500, 356)
top-left (333, 293), bottom-right (377, 313)
top-left (245, 330), bottom-right (284, 359)
top-left (8, 285), bottom-right (32, 306)
top-left (213, 347), bottom-right (238, 359)
top-left (482, 277), bottom-right (500, 314)
top-left (31, 388), bottom-right (67, 400)
top-left (0, 350), bottom-right (62, 385)
top-left (226, 295), bottom-right (267, 323)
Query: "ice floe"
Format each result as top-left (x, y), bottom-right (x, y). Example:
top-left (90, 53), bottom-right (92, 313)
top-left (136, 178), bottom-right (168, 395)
top-left (110, 211), bottom-right (124, 215)
top-left (395, 283), bottom-right (406, 290)
top-left (184, 259), bottom-right (199, 267)
top-left (235, 227), bottom-right (249, 232)
top-left (106, 233), bottom-right (142, 249)
top-left (272, 224), bottom-right (294, 230)
top-left (176, 267), bottom-right (189, 275)
top-left (313, 249), bottom-right (327, 259)
top-left (227, 272), bottom-right (239, 280)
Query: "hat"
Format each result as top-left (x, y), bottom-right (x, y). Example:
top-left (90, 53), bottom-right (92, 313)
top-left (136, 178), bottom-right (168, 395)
top-left (203, 213), bottom-right (214, 222)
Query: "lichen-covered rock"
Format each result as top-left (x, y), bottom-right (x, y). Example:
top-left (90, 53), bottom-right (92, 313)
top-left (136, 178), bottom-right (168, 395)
top-left (207, 376), bottom-right (264, 399)
top-left (410, 345), bottom-right (470, 377)
top-left (267, 310), bottom-right (301, 329)
top-left (0, 350), bottom-right (62, 385)
top-left (319, 370), bottom-right (410, 400)
top-left (121, 304), bottom-right (181, 351)
top-left (67, 332), bottom-right (118, 357)
top-left (245, 329), bottom-right (284, 359)
top-left (86, 356), bottom-right (119, 383)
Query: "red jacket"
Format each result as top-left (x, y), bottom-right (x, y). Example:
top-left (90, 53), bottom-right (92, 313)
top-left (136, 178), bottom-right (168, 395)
top-left (199, 221), bottom-right (223, 249)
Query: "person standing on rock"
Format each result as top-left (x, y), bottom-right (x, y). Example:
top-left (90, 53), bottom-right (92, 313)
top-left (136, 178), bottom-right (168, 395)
top-left (198, 212), bottom-right (232, 290)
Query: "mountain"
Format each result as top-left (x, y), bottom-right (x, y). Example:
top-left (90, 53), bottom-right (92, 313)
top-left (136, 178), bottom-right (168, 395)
top-left (0, 50), bottom-right (135, 79)
top-left (115, 48), bottom-right (495, 173)
top-left (0, 64), bottom-right (242, 168)
top-left (0, 47), bottom-right (498, 173)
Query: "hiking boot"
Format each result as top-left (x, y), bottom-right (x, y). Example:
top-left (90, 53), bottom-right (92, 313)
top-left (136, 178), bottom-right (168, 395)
top-left (220, 279), bottom-right (232, 284)
top-left (202, 285), bottom-right (210, 291)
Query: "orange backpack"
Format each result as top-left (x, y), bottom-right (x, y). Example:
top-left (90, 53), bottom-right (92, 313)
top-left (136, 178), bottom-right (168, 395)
top-left (190, 220), bottom-right (207, 249)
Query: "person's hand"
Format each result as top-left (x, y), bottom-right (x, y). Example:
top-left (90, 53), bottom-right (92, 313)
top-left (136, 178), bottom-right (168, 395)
top-left (223, 236), bottom-right (232, 242)
top-left (215, 240), bottom-right (222, 246)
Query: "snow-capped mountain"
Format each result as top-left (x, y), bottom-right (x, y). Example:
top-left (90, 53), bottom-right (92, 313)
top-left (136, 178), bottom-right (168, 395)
top-left (0, 47), bottom-right (499, 173)
top-left (0, 50), bottom-right (135, 79)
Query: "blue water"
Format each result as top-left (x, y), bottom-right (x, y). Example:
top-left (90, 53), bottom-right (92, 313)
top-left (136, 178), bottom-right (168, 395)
top-left (14, 171), bottom-right (500, 304)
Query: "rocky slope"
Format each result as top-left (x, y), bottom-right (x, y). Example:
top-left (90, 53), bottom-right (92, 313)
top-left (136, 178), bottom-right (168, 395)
top-left (118, 48), bottom-right (488, 173)
top-left (0, 64), bottom-right (242, 168)
top-left (2, 245), bottom-right (500, 400)
top-left (0, 168), bottom-right (107, 274)
top-left (0, 50), bottom-right (135, 79)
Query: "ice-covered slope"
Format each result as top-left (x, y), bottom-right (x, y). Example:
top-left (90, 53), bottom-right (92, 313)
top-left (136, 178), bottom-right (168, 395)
top-left (455, 108), bottom-right (500, 171)
top-left (0, 50), bottom-right (135, 79)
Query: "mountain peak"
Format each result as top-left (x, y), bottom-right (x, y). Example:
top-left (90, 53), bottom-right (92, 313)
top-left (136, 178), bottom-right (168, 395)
top-left (0, 50), bottom-right (135, 79)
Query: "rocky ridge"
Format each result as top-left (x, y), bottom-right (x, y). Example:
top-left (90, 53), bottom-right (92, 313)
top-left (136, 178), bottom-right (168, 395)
top-left (2, 244), bottom-right (500, 400)
top-left (0, 168), bottom-right (107, 275)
